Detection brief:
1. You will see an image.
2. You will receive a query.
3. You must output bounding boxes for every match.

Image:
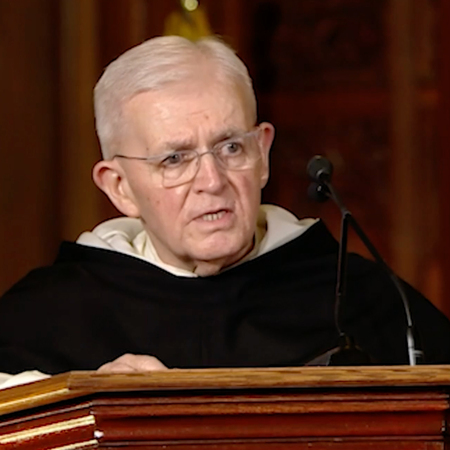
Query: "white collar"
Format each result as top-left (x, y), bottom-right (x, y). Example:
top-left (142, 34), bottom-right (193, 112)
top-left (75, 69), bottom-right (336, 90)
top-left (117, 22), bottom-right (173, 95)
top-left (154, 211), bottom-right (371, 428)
top-left (76, 205), bottom-right (318, 277)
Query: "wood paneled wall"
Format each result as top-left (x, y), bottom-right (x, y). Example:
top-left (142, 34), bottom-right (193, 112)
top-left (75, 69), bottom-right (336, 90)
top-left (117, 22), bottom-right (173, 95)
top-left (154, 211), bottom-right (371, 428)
top-left (0, 0), bottom-right (60, 292)
top-left (437, 0), bottom-right (450, 317)
top-left (0, 0), bottom-right (449, 317)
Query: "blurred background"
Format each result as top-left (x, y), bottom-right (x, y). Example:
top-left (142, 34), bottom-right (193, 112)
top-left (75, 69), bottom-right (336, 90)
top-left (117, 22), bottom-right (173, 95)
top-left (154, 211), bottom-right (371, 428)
top-left (1, 0), bottom-right (450, 317)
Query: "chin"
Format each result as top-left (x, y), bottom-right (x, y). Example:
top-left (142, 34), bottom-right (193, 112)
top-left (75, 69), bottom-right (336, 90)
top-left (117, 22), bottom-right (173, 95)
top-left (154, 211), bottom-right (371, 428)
top-left (188, 235), bottom-right (252, 265)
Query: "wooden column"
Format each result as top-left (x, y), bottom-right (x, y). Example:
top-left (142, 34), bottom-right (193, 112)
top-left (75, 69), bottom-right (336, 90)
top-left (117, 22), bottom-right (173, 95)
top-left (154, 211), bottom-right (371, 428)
top-left (387, 0), bottom-right (420, 285)
top-left (0, 0), bottom-right (59, 294)
top-left (59, 0), bottom-right (105, 240)
top-left (437, 0), bottom-right (450, 317)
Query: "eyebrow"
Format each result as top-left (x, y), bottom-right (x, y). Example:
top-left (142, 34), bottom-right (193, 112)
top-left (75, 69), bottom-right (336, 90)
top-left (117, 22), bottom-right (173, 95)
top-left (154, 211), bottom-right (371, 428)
top-left (161, 128), bottom-right (246, 152)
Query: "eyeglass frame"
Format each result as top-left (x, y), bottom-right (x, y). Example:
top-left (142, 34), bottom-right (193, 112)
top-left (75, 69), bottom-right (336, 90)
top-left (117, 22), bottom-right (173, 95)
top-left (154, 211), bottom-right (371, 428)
top-left (112, 126), bottom-right (263, 187)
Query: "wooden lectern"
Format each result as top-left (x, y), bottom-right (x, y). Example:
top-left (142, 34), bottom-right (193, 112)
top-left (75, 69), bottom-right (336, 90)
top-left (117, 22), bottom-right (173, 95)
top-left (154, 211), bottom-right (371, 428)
top-left (1, 366), bottom-right (450, 449)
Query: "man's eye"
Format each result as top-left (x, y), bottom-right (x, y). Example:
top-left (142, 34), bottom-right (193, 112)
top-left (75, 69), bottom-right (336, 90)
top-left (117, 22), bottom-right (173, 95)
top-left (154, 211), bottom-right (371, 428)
top-left (161, 152), bottom-right (187, 167)
top-left (221, 141), bottom-right (244, 156)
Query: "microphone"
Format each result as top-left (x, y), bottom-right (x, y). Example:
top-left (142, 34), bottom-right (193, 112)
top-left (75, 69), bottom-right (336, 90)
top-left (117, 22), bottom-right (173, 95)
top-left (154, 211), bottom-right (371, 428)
top-left (307, 182), bottom-right (330, 203)
top-left (307, 155), bottom-right (423, 366)
top-left (307, 155), bottom-right (333, 182)
top-left (307, 156), bottom-right (347, 213)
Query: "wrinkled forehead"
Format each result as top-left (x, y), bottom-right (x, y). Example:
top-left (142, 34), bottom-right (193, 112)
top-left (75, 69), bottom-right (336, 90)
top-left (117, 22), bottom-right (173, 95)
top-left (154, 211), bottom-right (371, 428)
top-left (120, 76), bottom-right (254, 147)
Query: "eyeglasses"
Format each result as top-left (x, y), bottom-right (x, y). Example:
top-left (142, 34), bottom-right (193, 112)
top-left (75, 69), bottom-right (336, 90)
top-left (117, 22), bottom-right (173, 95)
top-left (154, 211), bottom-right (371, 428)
top-left (113, 127), bottom-right (262, 188)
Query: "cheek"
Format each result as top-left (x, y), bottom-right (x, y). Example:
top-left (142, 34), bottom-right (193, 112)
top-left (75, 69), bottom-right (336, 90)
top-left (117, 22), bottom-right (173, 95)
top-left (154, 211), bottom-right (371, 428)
top-left (255, 159), bottom-right (269, 188)
top-left (142, 187), bottom-right (189, 226)
top-left (234, 173), bottom-right (263, 214)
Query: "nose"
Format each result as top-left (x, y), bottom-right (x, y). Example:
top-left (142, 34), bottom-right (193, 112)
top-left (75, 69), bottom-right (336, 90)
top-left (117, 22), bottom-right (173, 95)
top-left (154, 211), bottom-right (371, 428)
top-left (191, 152), bottom-right (227, 193)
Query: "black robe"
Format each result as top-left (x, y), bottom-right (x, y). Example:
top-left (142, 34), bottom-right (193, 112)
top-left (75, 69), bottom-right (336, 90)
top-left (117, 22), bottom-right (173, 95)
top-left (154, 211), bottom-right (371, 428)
top-left (1, 221), bottom-right (450, 374)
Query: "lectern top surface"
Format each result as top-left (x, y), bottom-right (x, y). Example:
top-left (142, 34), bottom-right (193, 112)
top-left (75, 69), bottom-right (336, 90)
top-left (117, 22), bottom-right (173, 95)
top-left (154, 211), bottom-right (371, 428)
top-left (1, 365), bottom-right (450, 417)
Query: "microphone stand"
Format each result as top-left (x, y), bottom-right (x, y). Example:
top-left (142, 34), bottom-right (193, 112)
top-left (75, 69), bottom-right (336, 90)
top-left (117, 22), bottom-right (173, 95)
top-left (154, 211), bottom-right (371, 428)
top-left (319, 179), bottom-right (421, 366)
top-left (322, 181), bottom-right (372, 365)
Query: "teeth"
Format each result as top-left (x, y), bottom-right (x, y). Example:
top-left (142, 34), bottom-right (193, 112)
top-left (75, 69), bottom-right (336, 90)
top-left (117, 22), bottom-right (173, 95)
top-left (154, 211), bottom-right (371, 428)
top-left (202, 211), bottom-right (226, 221)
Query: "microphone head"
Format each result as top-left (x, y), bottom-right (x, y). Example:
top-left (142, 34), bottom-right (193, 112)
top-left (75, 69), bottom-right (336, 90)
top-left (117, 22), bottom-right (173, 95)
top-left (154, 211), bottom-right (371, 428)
top-left (307, 182), bottom-right (330, 203)
top-left (307, 155), bottom-right (333, 182)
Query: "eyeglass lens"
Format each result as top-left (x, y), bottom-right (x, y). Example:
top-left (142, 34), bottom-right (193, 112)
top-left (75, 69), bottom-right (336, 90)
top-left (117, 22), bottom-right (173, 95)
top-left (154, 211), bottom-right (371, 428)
top-left (162, 130), bottom-right (260, 187)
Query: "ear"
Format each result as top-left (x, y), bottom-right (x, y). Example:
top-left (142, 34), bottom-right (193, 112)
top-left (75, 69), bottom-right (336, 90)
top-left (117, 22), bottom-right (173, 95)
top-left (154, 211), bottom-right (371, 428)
top-left (257, 122), bottom-right (275, 188)
top-left (92, 160), bottom-right (141, 218)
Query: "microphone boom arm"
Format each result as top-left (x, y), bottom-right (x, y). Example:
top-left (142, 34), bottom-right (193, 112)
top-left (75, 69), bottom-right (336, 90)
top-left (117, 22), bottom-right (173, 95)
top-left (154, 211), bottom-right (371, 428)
top-left (322, 178), bottom-right (421, 366)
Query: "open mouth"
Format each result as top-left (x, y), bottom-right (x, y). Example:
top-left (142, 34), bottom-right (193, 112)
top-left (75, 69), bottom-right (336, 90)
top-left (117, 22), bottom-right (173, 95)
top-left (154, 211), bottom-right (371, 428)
top-left (201, 210), bottom-right (227, 221)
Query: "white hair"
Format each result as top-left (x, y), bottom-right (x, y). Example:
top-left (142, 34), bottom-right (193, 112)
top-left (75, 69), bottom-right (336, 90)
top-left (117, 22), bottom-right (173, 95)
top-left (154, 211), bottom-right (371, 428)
top-left (94, 35), bottom-right (257, 159)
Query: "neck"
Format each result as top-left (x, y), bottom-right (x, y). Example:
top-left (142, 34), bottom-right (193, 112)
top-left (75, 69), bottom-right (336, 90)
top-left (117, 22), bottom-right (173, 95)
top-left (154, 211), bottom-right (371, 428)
top-left (192, 260), bottom-right (230, 276)
top-left (188, 239), bottom-right (256, 276)
top-left (148, 237), bottom-right (255, 277)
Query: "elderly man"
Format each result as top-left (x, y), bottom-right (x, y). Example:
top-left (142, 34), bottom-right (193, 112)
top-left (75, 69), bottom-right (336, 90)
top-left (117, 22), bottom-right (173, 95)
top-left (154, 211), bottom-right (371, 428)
top-left (1, 36), bottom-right (450, 386)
